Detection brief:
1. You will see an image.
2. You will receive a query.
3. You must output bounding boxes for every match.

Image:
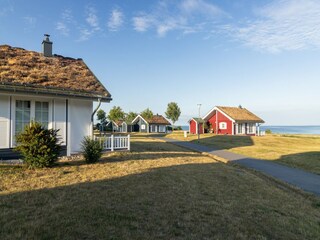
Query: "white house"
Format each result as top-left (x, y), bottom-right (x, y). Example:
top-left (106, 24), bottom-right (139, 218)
top-left (0, 35), bottom-right (112, 159)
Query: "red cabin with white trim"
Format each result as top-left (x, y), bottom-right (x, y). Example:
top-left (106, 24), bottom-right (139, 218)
top-left (188, 118), bottom-right (204, 134)
top-left (203, 106), bottom-right (264, 136)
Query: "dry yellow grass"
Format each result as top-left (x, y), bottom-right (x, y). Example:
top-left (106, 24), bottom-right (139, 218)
top-left (0, 136), bottom-right (320, 239)
top-left (167, 132), bottom-right (320, 174)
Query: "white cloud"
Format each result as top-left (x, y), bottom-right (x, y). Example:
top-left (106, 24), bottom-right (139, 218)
top-left (23, 16), bottom-right (36, 32)
top-left (133, 15), bottom-right (154, 32)
top-left (0, 0), bottom-right (13, 17)
top-left (108, 9), bottom-right (124, 31)
top-left (56, 22), bottom-right (69, 36)
top-left (23, 16), bottom-right (36, 26)
top-left (56, 9), bottom-right (74, 37)
top-left (230, 0), bottom-right (320, 53)
top-left (86, 6), bottom-right (100, 31)
top-left (78, 28), bottom-right (92, 41)
top-left (132, 0), bottom-right (224, 37)
top-left (180, 0), bottom-right (225, 17)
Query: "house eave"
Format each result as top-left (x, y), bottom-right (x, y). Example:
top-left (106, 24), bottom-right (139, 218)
top-left (0, 83), bottom-right (112, 102)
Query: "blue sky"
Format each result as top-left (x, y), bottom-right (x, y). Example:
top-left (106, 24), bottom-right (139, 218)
top-left (1, 0), bottom-right (320, 125)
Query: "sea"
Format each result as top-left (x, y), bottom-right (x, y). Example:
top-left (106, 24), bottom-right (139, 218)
top-left (180, 125), bottom-right (320, 135)
top-left (260, 126), bottom-right (320, 135)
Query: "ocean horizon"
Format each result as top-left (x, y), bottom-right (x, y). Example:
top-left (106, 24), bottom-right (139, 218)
top-left (180, 125), bottom-right (320, 135)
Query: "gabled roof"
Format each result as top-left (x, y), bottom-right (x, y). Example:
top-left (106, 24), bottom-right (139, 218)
top-left (114, 120), bottom-right (130, 126)
top-left (148, 115), bottom-right (171, 125)
top-left (189, 117), bottom-right (204, 123)
top-left (203, 106), bottom-right (264, 123)
top-left (132, 114), bottom-right (171, 125)
top-left (0, 45), bottom-right (112, 101)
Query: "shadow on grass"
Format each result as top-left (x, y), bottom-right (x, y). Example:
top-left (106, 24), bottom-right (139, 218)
top-left (277, 151), bottom-right (320, 175)
top-left (131, 141), bottom-right (194, 153)
top-left (1, 162), bottom-right (320, 240)
top-left (190, 135), bottom-right (255, 150)
top-left (0, 141), bottom-right (196, 170)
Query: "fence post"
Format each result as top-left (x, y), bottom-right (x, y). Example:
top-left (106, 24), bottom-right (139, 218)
top-left (127, 134), bottom-right (130, 151)
top-left (111, 135), bottom-right (114, 151)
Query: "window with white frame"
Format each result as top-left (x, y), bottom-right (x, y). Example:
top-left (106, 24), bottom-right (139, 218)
top-left (219, 122), bottom-right (227, 130)
top-left (15, 100), bottom-right (49, 136)
top-left (141, 124), bottom-right (146, 130)
top-left (248, 123), bottom-right (254, 133)
top-left (35, 101), bottom-right (49, 128)
top-left (238, 123), bottom-right (243, 134)
top-left (159, 125), bottom-right (166, 132)
top-left (15, 100), bottom-right (31, 136)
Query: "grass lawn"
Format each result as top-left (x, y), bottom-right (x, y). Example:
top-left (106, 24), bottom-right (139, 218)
top-left (1, 136), bottom-right (320, 239)
top-left (166, 131), bottom-right (320, 175)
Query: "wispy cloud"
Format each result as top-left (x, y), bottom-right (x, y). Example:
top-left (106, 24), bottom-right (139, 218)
top-left (22, 16), bottom-right (37, 32)
top-left (86, 6), bottom-right (100, 31)
top-left (78, 6), bottom-right (101, 41)
top-left (132, 15), bottom-right (154, 32)
top-left (23, 16), bottom-right (36, 26)
top-left (132, 0), bottom-right (225, 37)
top-left (0, 0), bottom-right (14, 17)
top-left (229, 0), bottom-right (320, 53)
top-left (56, 9), bottom-right (74, 36)
top-left (180, 0), bottom-right (226, 17)
top-left (108, 9), bottom-right (124, 31)
top-left (56, 22), bottom-right (69, 36)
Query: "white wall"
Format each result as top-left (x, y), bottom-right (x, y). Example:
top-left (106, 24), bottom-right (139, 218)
top-left (0, 95), bottom-right (10, 148)
top-left (68, 99), bottom-right (92, 154)
top-left (53, 99), bottom-right (66, 145)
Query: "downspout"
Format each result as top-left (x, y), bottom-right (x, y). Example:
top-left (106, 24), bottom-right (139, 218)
top-left (91, 98), bottom-right (101, 139)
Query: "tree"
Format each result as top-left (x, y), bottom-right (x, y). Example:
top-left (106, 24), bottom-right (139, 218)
top-left (108, 106), bottom-right (125, 121)
top-left (141, 108), bottom-right (153, 120)
top-left (126, 111), bottom-right (138, 122)
top-left (165, 102), bottom-right (181, 130)
top-left (97, 109), bottom-right (107, 123)
top-left (15, 121), bottom-right (61, 168)
top-left (96, 109), bottom-right (107, 131)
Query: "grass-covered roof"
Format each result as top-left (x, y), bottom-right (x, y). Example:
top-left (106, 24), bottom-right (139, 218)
top-left (0, 45), bottom-right (111, 101)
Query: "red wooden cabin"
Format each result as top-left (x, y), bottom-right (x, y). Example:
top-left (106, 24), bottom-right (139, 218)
top-left (188, 118), bottom-right (204, 134)
top-left (203, 106), bottom-right (264, 136)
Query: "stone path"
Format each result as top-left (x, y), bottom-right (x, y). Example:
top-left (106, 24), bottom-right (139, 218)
top-left (157, 137), bottom-right (320, 196)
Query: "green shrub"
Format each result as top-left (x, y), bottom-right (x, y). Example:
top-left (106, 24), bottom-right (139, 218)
top-left (81, 136), bottom-right (103, 164)
top-left (265, 129), bottom-right (272, 134)
top-left (15, 121), bottom-right (61, 168)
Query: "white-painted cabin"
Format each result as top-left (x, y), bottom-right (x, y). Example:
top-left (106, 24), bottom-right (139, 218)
top-left (0, 36), bottom-right (112, 160)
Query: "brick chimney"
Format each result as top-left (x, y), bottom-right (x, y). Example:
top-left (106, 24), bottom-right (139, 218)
top-left (42, 34), bottom-right (52, 57)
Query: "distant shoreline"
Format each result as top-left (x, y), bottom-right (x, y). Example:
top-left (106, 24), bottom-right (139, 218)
top-left (179, 125), bottom-right (320, 135)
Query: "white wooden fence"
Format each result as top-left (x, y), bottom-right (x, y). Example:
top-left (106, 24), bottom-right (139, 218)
top-left (95, 134), bottom-right (130, 151)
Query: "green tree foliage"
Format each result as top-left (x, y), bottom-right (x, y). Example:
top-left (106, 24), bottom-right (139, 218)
top-left (108, 106), bottom-right (125, 121)
top-left (81, 136), bottom-right (103, 164)
top-left (15, 121), bottom-right (61, 168)
top-left (126, 111), bottom-right (138, 123)
top-left (165, 102), bottom-right (181, 129)
top-left (141, 108), bottom-right (153, 120)
top-left (96, 109), bottom-right (107, 131)
top-left (97, 109), bottom-right (107, 124)
top-left (265, 129), bottom-right (272, 134)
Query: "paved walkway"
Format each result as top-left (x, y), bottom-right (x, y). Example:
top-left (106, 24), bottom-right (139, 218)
top-left (157, 137), bottom-right (320, 196)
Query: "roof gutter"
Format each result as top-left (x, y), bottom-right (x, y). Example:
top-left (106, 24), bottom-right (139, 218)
top-left (91, 98), bottom-right (101, 139)
top-left (91, 98), bottom-right (101, 123)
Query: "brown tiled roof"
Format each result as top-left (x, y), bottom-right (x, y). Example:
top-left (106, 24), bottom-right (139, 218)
top-left (0, 45), bottom-right (111, 101)
top-left (147, 115), bottom-right (171, 125)
top-left (217, 106), bottom-right (264, 123)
